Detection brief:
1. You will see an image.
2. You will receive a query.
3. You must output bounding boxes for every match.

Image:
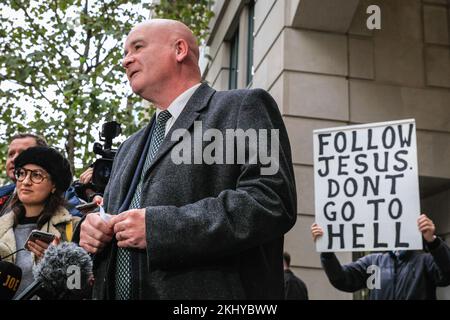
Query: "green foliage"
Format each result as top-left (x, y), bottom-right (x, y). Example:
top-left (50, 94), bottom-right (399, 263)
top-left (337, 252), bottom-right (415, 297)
top-left (0, 0), bottom-right (149, 178)
top-left (0, 0), bottom-right (214, 181)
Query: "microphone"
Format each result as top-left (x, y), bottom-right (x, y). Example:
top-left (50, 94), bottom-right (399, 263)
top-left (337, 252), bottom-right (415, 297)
top-left (14, 242), bottom-right (93, 300)
top-left (0, 261), bottom-right (22, 300)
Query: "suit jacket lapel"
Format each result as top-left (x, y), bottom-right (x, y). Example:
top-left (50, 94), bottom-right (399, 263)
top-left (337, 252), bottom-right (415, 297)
top-left (144, 83), bottom-right (216, 175)
top-left (115, 116), bottom-right (156, 209)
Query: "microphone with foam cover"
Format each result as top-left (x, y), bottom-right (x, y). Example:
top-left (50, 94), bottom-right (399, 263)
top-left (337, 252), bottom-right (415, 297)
top-left (14, 242), bottom-right (93, 300)
top-left (0, 260), bottom-right (22, 300)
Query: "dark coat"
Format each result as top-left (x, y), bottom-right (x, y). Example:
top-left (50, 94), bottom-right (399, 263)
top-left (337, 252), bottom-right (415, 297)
top-left (88, 83), bottom-right (297, 299)
top-left (320, 237), bottom-right (450, 299)
top-left (284, 269), bottom-right (309, 300)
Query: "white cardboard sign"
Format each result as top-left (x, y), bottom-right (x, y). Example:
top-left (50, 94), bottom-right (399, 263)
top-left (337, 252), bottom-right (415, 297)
top-left (313, 119), bottom-right (422, 252)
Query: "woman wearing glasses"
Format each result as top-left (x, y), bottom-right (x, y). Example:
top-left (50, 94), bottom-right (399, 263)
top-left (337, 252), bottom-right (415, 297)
top-left (0, 146), bottom-right (80, 298)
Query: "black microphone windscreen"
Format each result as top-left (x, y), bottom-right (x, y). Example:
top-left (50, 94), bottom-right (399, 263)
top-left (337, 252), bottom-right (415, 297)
top-left (0, 261), bottom-right (22, 300)
top-left (33, 242), bottom-right (93, 299)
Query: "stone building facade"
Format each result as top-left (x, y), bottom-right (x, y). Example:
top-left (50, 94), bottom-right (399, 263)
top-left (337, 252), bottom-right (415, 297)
top-left (201, 0), bottom-right (450, 299)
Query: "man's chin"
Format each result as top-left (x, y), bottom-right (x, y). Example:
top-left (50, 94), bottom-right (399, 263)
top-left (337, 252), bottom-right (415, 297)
top-left (7, 171), bottom-right (15, 181)
top-left (133, 89), bottom-right (148, 101)
top-left (131, 83), bottom-right (143, 95)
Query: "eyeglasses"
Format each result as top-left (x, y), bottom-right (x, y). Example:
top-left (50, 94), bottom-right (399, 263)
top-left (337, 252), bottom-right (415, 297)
top-left (14, 168), bottom-right (49, 184)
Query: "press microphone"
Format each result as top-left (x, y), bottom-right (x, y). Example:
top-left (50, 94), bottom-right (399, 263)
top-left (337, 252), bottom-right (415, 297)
top-left (14, 242), bottom-right (93, 300)
top-left (0, 261), bottom-right (22, 300)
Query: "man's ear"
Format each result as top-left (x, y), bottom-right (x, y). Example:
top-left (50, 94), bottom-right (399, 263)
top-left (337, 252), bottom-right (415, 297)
top-left (174, 39), bottom-right (189, 62)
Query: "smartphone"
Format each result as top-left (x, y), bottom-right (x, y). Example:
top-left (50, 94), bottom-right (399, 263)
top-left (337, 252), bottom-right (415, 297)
top-left (25, 230), bottom-right (55, 249)
top-left (75, 201), bottom-right (98, 211)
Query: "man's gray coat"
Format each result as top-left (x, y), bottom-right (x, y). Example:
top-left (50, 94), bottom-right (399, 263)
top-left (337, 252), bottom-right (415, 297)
top-left (89, 83), bottom-right (297, 299)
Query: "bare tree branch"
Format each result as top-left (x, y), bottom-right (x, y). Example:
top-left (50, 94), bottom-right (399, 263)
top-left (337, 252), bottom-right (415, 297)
top-left (80, 0), bottom-right (92, 74)
top-left (0, 75), bottom-right (53, 105)
top-left (14, 1), bottom-right (67, 60)
top-left (53, 0), bottom-right (83, 57)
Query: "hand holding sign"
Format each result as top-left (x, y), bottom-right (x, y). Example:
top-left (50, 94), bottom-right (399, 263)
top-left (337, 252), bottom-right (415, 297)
top-left (311, 223), bottom-right (324, 242)
top-left (417, 214), bottom-right (436, 243)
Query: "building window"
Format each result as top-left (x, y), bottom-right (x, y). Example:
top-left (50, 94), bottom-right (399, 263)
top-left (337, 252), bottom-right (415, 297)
top-left (228, 1), bottom-right (254, 89)
top-left (246, 1), bottom-right (255, 86)
top-left (229, 27), bottom-right (239, 90)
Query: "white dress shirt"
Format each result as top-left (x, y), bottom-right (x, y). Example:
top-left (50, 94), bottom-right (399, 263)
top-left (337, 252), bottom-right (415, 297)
top-left (156, 83), bottom-right (201, 136)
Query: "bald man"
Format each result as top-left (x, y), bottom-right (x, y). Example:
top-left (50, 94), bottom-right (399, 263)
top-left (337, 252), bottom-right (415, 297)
top-left (77, 19), bottom-right (297, 300)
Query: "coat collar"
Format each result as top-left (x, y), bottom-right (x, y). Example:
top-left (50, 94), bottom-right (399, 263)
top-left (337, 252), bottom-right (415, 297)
top-left (388, 250), bottom-right (414, 261)
top-left (0, 211), bottom-right (15, 238)
top-left (44, 206), bottom-right (72, 236)
top-left (0, 206), bottom-right (72, 238)
top-left (143, 82), bottom-right (216, 176)
top-left (112, 83), bottom-right (215, 211)
top-left (0, 183), bottom-right (15, 197)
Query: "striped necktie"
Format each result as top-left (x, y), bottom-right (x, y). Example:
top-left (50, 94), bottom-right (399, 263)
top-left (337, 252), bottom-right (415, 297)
top-left (114, 110), bottom-right (172, 300)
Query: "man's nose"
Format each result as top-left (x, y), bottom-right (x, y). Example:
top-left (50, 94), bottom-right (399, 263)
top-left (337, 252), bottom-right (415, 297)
top-left (122, 54), bottom-right (134, 69)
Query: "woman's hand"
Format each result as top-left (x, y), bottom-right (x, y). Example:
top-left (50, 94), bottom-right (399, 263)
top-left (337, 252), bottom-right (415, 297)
top-left (27, 236), bottom-right (60, 260)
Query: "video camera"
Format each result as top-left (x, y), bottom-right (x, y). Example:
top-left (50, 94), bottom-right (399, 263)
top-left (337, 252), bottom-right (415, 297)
top-left (73, 121), bottom-right (121, 202)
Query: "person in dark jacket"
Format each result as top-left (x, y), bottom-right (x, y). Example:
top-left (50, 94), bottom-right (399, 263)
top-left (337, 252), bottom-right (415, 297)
top-left (283, 252), bottom-right (308, 300)
top-left (311, 214), bottom-right (450, 300)
top-left (0, 133), bottom-right (83, 218)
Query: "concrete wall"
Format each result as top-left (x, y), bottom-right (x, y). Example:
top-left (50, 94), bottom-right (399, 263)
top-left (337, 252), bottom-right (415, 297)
top-left (202, 0), bottom-right (450, 299)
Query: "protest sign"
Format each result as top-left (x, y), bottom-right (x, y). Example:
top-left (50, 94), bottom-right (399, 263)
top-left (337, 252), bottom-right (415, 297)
top-left (313, 119), bottom-right (422, 252)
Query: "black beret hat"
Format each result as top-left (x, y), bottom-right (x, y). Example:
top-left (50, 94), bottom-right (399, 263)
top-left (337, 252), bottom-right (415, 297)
top-left (15, 146), bottom-right (72, 193)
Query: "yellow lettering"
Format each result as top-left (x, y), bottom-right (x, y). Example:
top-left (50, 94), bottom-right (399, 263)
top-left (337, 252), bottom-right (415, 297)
top-left (2, 275), bottom-right (10, 287)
